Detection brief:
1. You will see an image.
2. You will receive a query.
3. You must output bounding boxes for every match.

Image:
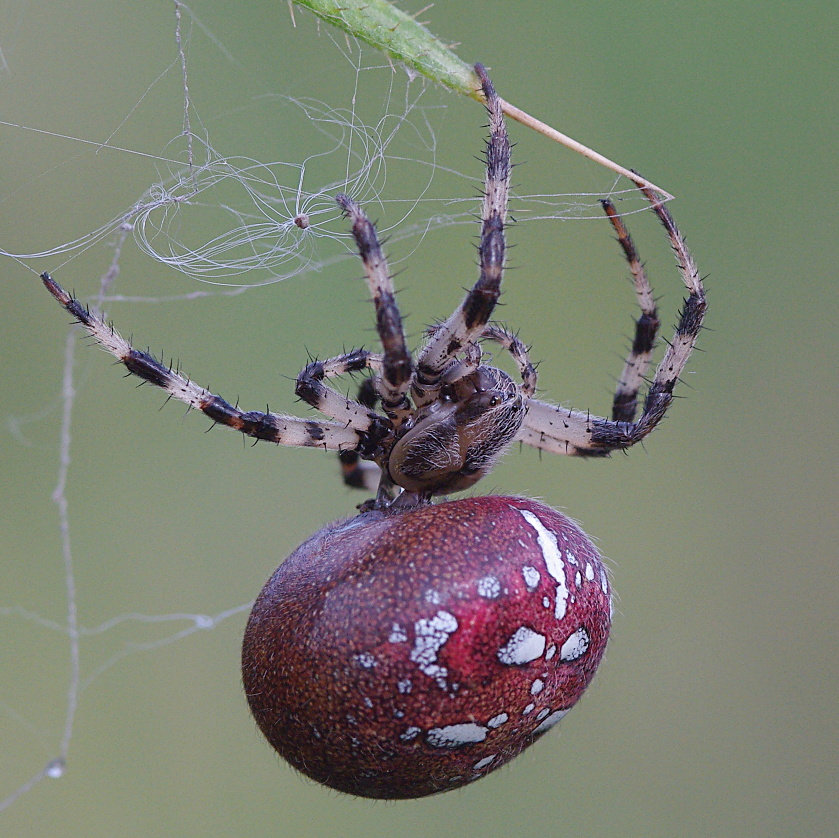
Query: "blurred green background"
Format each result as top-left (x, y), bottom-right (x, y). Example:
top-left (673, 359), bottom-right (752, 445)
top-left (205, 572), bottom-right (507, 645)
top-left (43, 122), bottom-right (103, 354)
top-left (1, 1), bottom-right (835, 836)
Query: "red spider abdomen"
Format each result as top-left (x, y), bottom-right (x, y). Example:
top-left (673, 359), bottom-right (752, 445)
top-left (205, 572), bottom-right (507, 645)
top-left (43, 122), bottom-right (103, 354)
top-left (241, 496), bottom-right (611, 799)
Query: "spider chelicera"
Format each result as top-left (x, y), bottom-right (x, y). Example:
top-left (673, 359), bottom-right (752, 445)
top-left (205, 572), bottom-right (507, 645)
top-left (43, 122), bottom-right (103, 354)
top-left (42, 65), bottom-right (705, 513)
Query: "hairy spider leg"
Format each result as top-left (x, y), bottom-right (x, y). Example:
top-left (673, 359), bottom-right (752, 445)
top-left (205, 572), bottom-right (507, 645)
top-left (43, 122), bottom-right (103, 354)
top-left (516, 408), bottom-right (603, 456)
top-left (417, 322), bottom-right (484, 389)
top-left (424, 322), bottom-right (538, 399)
top-left (600, 199), bottom-right (661, 422)
top-left (413, 63), bottom-right (511, 405)
top-left (335, 194), bottom-right (413, 425)
top-left (516, 186), bottom-right (706, 456)
top-left (294, 349), bottom-right (394, 485)
top-left (41, 273), bottom-right (367, 452)
top-left (479, 325), bottom-right (538, 398)
top-left (295, 349), bottom-right (391, 441)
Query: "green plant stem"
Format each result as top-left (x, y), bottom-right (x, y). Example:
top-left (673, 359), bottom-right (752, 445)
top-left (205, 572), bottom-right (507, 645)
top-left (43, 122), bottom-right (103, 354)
top-left (290, 0), bottom-right (674, 199)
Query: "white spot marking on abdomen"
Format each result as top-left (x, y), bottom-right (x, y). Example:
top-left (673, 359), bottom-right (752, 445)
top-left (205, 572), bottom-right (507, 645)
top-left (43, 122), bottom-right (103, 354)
top-left (533, 708), bottom-right (569, 734)
top-left (518, 509), bottom-right (569, 619)
top-left (426, 723), bottom-right (488, 748)
top-left (559, 627), bottom-right (590, 661)
top-left (497, 626), bottom-right (546, 665)
top-left (411, 610), bottom-right (458, 689)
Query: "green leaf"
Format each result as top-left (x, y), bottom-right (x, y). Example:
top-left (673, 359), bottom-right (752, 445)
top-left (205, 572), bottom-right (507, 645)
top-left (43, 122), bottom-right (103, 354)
top-left (292, 0), bottom-right (480, 97)
top-left (291, 0), bottom-right (673, 198)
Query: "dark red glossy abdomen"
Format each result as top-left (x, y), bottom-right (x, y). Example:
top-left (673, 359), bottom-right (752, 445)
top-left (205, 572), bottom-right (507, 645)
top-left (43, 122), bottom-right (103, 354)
top-left (242, 495), bottom-right (611, 799)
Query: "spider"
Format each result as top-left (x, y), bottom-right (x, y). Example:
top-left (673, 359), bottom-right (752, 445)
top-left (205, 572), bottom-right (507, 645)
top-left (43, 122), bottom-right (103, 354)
top-left (42, 64), bottom-right (707, 800)
top-left (41, 65), bottom-right (705, 514)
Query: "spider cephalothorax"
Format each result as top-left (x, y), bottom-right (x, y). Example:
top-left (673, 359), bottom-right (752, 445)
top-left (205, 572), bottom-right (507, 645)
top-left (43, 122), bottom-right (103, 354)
top-left (42, 64), bottom-right (705, 799)
top-left (382, 363), bottom-right (525, 496)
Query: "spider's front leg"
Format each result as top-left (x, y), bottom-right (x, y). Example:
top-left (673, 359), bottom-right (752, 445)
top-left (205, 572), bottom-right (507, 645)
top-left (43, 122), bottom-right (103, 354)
top-left (480, 324), bottom-right (538, 398)
top-left (41, 273), bottom-right (367, 453)
top-left (336, 378), bottom-right (384, 493)
top-left (293, 353), bottom-right (392, 494)
top-left (333, 193), bottom-right (415, 501)
top-left (413, 63), bottom-right (511, 407)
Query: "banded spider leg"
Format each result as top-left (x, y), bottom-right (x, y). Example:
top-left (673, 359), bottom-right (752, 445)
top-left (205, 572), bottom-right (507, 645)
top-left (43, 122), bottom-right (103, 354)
top-left (516, 189), bottom-right (706, 456)
top-left (40, 274), bottom-right (378, 455)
